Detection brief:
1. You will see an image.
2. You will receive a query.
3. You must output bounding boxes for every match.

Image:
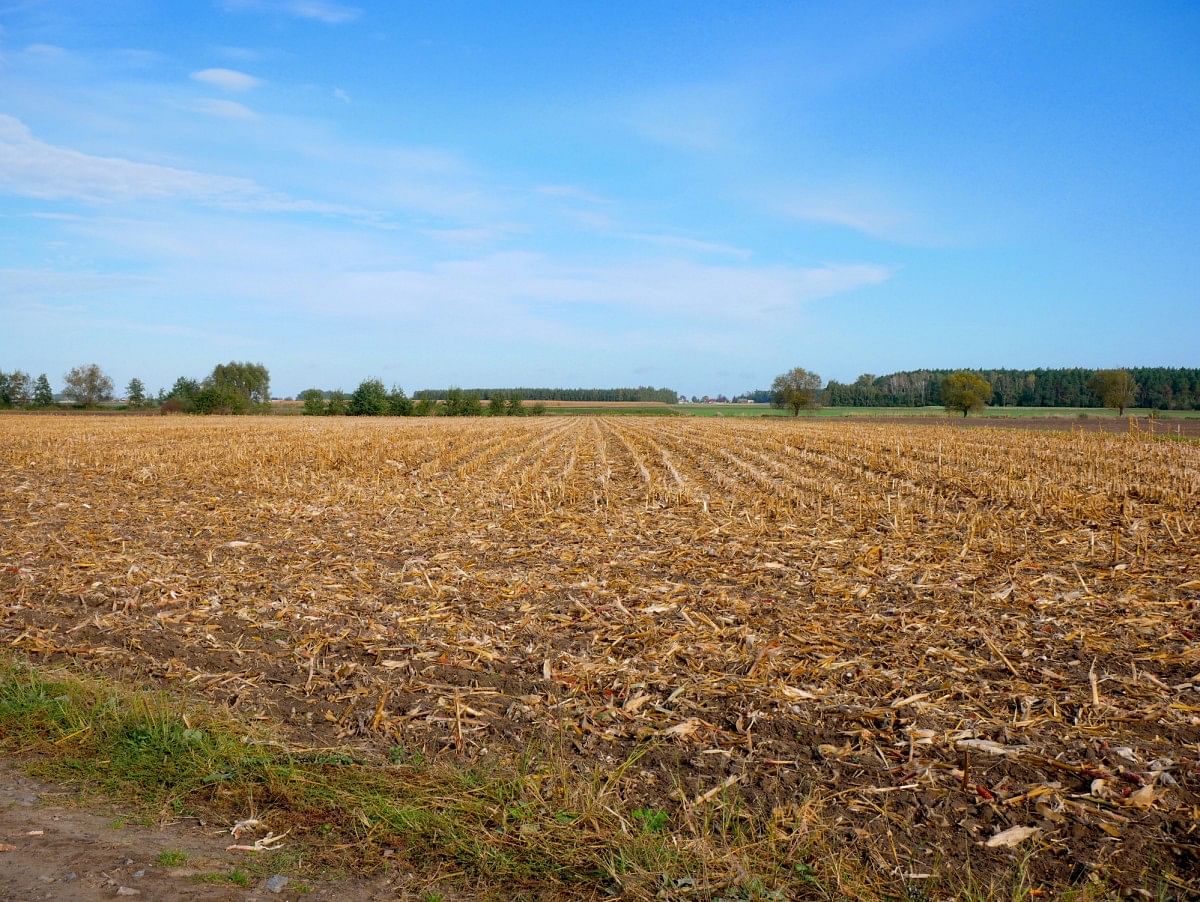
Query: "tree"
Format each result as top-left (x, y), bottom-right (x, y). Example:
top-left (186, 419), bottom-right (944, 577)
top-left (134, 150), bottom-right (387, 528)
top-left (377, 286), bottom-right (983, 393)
top-left (1, 371), bottom-right (32, 408)
top-left (941, 371), bottom-right (993, 417)
top-left (209, 361), bottom-right (270, 407)
top-left (32, 374), bottom-right (54, 407)
top-left (126, 377), bottom-right (146, 409)
top-left (325, 389), bottom-right (347, 415)
top-left (1090, 369), bottom-right (1138, 415)
top-left (298, 388), bottom-right (326, 416)
top-left (771, 367), bottom-right (823, 416)
top-left (413, 396), bottom-right (437, 417)
top-left (506, 392), bottom-right (526, 416)
top-left (443, 387), bottom-right (482, 416)
top-left (161, 376), bottom-right (201, 413)
top-left (63, 364), bottom-right (114, 407)
top-left (193, 383), bottom-right (250, 414)
top-left (348, 378), bottom-right (389, 416)
top-left (487, 393), bottom-right (508, 416)
top-left (388, 386), bottom-right (412, 416)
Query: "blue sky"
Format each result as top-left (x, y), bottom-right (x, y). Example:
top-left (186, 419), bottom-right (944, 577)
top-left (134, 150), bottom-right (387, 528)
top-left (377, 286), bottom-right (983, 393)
top-left (1, 1), bottom-right (1197, 397)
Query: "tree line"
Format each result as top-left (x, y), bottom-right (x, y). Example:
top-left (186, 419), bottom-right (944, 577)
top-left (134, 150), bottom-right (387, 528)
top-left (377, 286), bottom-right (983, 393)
top-left (771, 366), bottom-right (1156, 417)
top-left (818, 367), bottom-right (1200, 410)
top-left (298, 383), bottom-right (546, 416)
top-left (412, 386), bottom-right (679, 403)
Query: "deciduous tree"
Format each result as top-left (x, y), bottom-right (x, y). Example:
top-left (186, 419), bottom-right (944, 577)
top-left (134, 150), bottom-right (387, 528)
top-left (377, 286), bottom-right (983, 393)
top-left (62, 364), bottom-right (114, 407)
top-left (941, 371), bottom-right (993, 417)
top-left (1089, 369), bottom-right (1138, 415)
top-left (299, 388), bottom-right (326, 416)
top-left (348, 379), bottom-right (389, 416)
top-left (771, 368), bottom-right (823, 416)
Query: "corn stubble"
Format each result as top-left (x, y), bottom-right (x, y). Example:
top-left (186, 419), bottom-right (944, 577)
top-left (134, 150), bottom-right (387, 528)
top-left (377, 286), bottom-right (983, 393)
top-left (1, 415), bottom-right (1198, 897)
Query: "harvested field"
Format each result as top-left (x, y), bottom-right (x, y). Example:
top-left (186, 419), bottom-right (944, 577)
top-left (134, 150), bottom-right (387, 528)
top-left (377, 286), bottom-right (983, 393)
top-left (2, 415), bottom-right (1199, 897)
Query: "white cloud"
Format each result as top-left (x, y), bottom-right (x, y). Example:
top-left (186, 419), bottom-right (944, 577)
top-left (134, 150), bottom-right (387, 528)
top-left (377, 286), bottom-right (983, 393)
top-left (288, 1), bottom-right (360, 23)
top-left (71, 211), bottom-right (889, 321)
top-left (621, 232), bottom-right (751, 259)
top-left (0, 114), bottom-right (372, 219)
top-left (192, 98), bottom-right (260, 120)
top-left (221, 0), bottom-right (361, 24)
top-left (333, 87), bottom-right (351, 103)
top-left (191, 67), bottom-right (262, 92)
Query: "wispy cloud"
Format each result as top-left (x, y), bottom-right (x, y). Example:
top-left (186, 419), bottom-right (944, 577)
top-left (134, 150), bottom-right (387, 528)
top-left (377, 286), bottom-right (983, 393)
top-left (0, 114), bottom-right (372, 219)
top-left (619, 81), bottom-right (755, 152)
top-left (191, 67), bottom-right (262, 92)
top-left (620, 232), bottom-right (752, 259)
top-left (192, 98), bottom-right (259, 120)
top-left (221, 0), bottom-right (361, 24)
top-left (536, 184), bottom-right (611, 205)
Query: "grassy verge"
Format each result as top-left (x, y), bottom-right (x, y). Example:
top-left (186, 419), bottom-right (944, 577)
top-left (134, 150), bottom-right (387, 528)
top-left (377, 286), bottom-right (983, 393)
top-left (0, 661), bottom-right (888, 900)
top-left (1, 661), bottom-right (1140, 900)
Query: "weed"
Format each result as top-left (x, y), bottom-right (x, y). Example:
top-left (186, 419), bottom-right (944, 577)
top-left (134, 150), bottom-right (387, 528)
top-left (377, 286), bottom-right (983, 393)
top-left (631, 807), bottom-right (669, 834)
top-left (155, 850), bottom-right (189, 867)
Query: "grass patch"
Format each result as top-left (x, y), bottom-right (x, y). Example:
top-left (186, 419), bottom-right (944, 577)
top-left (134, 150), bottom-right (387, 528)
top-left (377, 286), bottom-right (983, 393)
top-left (0, 661), bottom-right (854, 899)
top-left (0, 660), bottom-right (1147, 900)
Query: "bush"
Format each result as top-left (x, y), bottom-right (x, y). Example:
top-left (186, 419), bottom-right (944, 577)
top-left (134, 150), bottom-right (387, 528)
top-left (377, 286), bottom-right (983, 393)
top-left (349, 379), bottom-right (389, 416)
top-left (388, 386), bottom-right (412, 416)
top-left (192, 384), bottom-right (250, 415)
top-left (325, 390), bottom-right (347, 416)
top-left (299, 389), bottom-right (326, 416)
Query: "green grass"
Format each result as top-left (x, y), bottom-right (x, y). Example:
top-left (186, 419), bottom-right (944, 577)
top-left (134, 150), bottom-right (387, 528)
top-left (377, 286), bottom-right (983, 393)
top-left (155, 850), bottom-right (189, 867)
top-left (0, 661), bottom-right (855, 899)
top-left (0, 660), bottom-right (1170, 900)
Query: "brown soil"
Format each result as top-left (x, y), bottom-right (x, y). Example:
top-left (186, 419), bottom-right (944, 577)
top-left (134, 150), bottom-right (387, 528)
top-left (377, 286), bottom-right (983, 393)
top-left (0, 765), bottom-right (420, 901)
top-left (2, 416), bottom-right (1199, 897)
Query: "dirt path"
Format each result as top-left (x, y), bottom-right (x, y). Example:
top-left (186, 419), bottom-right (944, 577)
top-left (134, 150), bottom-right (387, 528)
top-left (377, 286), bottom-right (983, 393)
top-left (0, 767), bottom-right (407, 902)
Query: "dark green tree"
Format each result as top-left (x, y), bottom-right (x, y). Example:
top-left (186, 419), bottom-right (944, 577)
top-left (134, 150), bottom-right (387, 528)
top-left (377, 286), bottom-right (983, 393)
top-left (32, 374), bottom-right (54, 407)
top-left (387, 385), bottom-right (412, 416)
top-left (443, 388), bottom-right (482, 416)
top-left (209, 362), bottom-right (270, 407)
top-left (126, 377), bottom-right (146, 409)
top-left (299, 389), bottom-right (326, 416)
top-left (193, 383), bottom-right (250, 414)
top-left (506, 391), bottom-right (525, 416)
top-left (2, 371), bottom-right (32, 408)
top-left (325, 389), bottom-right (347, 416)
top-left (349, 379), bottom-right (389, 416)
top-left (487, 392), bottom-right (508, 416)
top-left (941, 371), bottom-right (993, 417)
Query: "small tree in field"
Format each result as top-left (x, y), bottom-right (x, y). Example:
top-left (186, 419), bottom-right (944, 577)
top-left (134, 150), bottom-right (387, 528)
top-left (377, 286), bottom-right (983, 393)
top-left (1090, 369), bottom-right (1138, 415)
top-left (325, 389), bottom-right (348, 416)
top-left (349, 379), bottom-right (389, 416)
top-left (487, 393), bottom-right (507, 416)
top-left (63, 364), bottom-right (114, 407)
top-left (772, 368), bottom-right (823, 416)
top-left (507, 392), bottom-right (526, 416)
top-left (299, 388), bottom-right (326, 416)
top-left (387, 385), bottom-right (412, 416)
top-left (2, 371), bottom-right (32, 407)
top-left (32, 374), bottom-right (54, 407)
top-left (941, 371), bottom-right (993, 417)
top-left (126, 377), bottom-right (146, 408)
